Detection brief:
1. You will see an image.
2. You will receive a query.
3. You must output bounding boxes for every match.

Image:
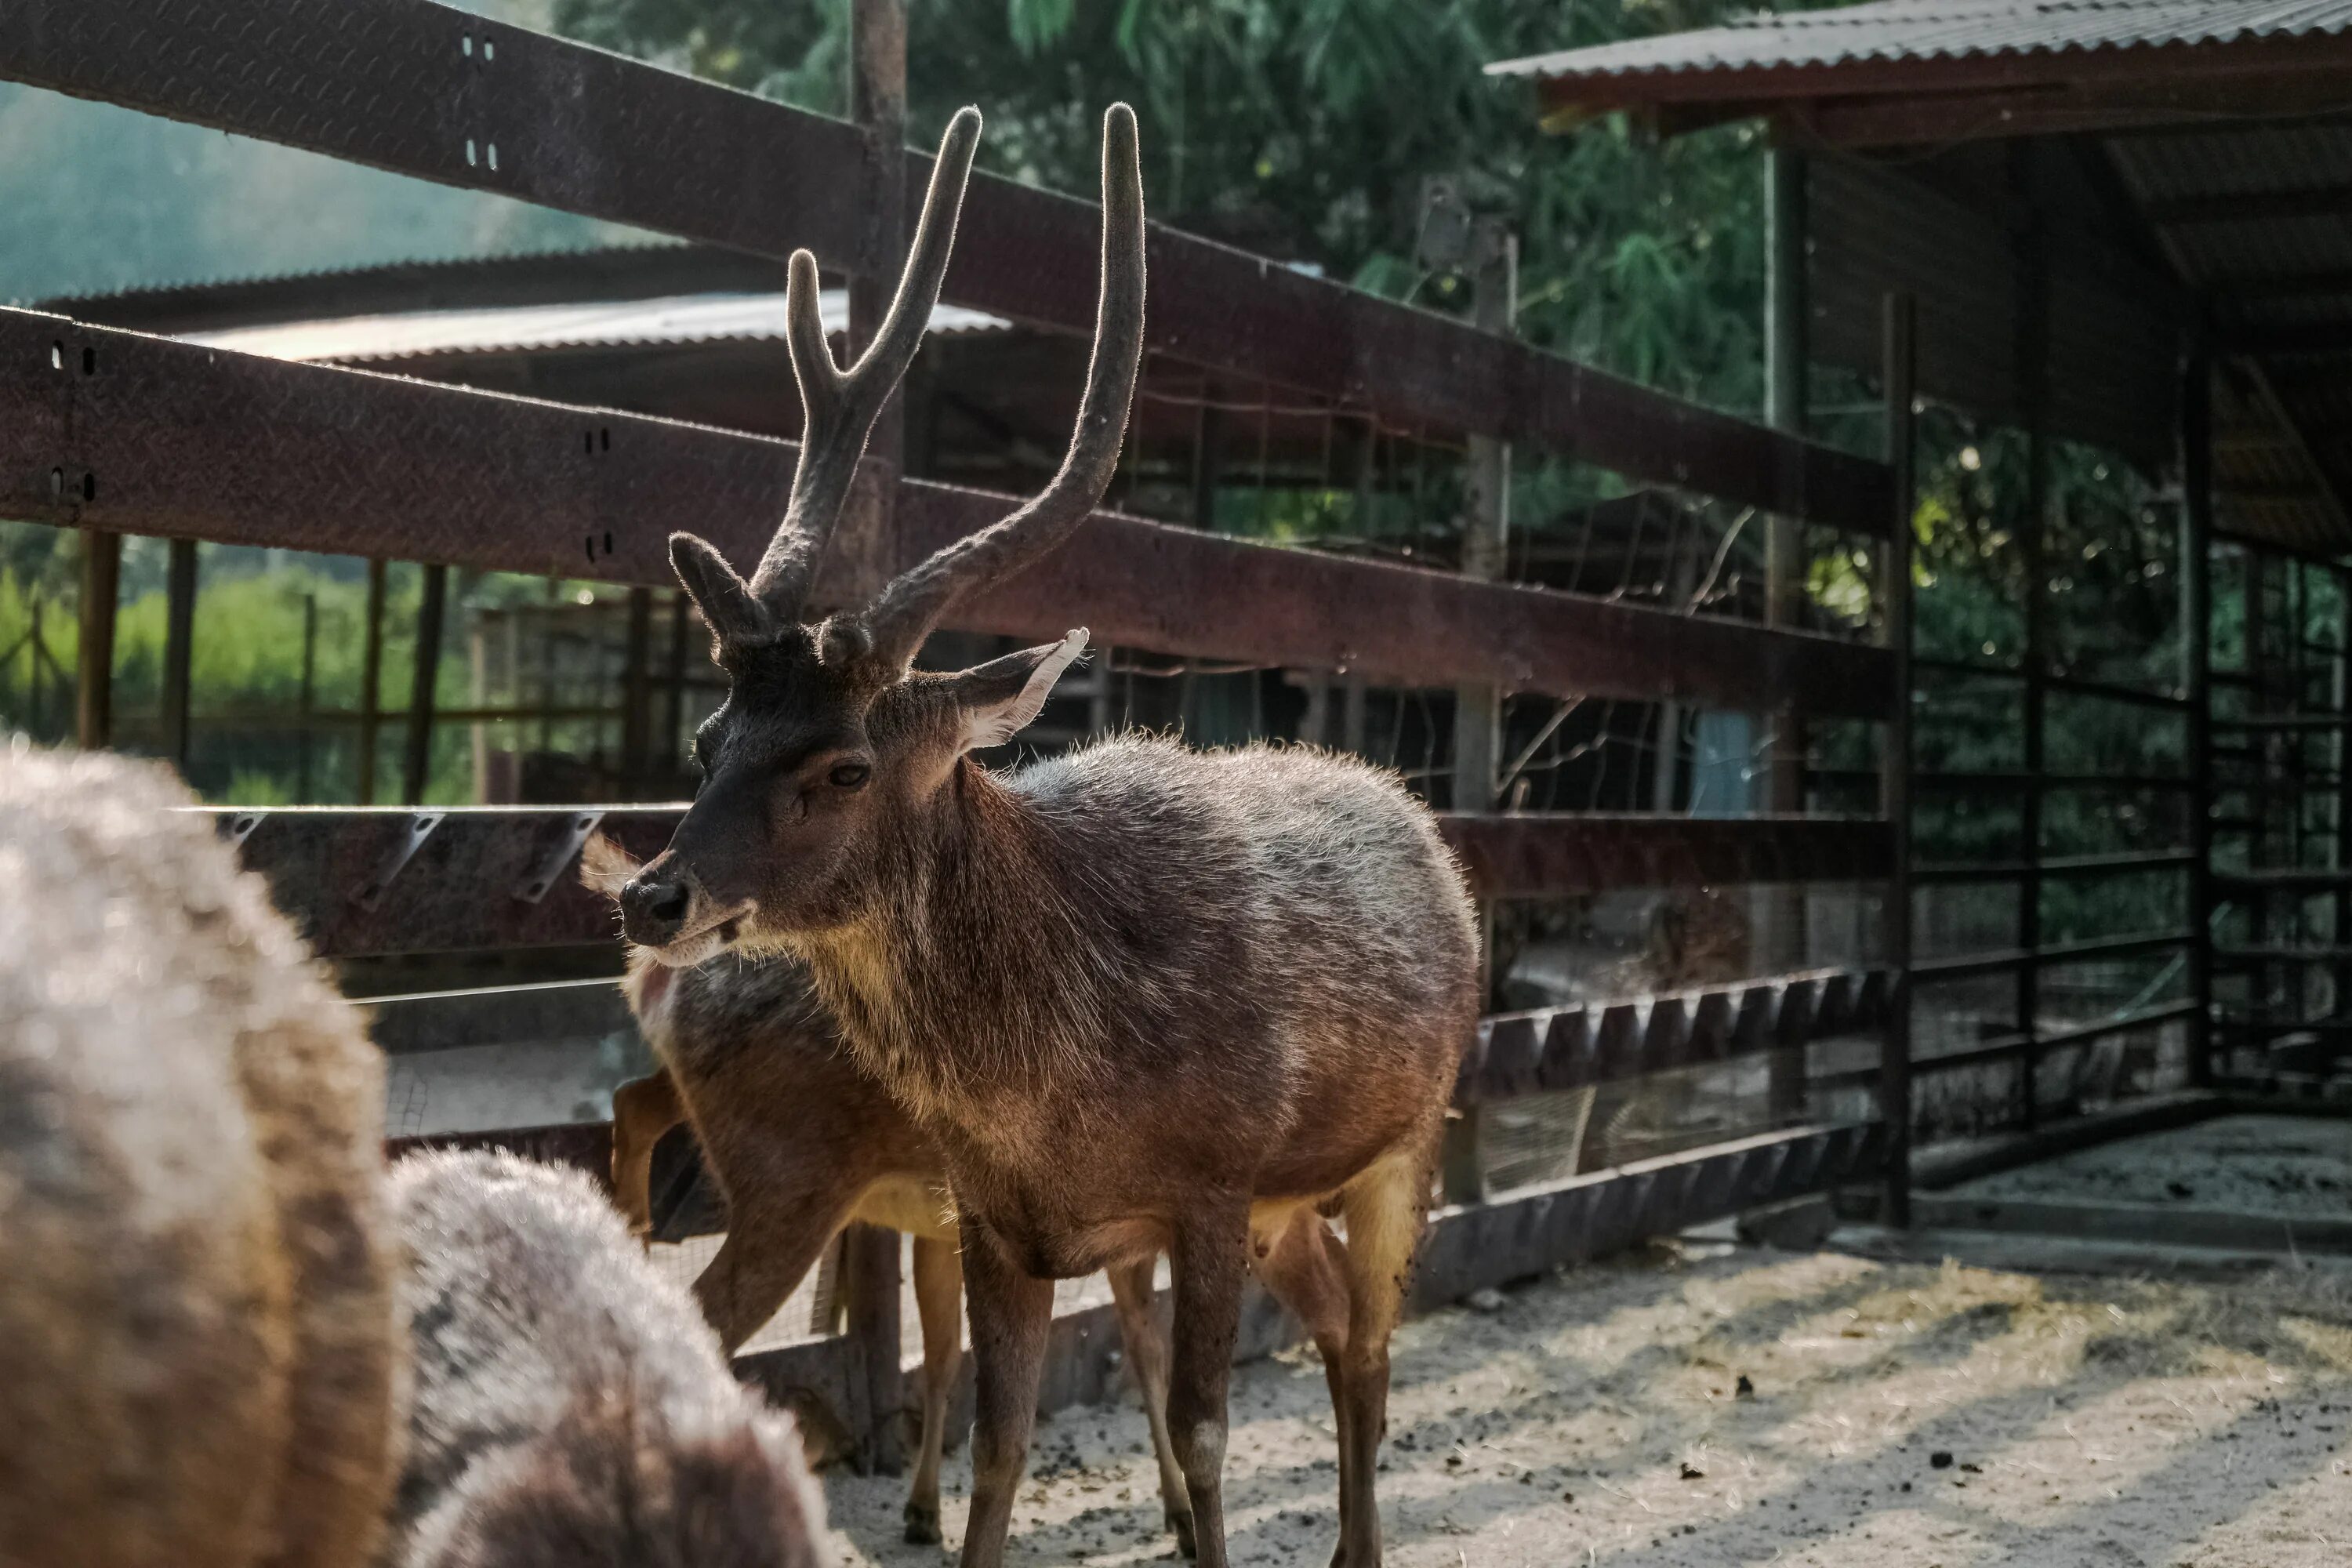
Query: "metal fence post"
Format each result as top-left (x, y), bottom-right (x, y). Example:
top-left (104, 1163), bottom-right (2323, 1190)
top-left (160, 536), bottom-right (198, 771)
top-left (1881, 292), bottom-right (1916, 1228)
top-left (842, 0), bottom-right (908, 1477)
top-left (402, 562), bottom-right (447, 806)
top-left (2180, 339), bottom-right (2216, 1087)
top-left (74, 529), bottom-right (119, 749)
top-left (357, 559), bottom-right (387, 804)
top-left (1442, 218), bottom-right (1515, 1207)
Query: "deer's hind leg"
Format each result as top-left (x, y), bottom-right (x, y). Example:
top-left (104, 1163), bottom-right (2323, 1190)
top-left (1250, 1204), bottom-right (1356, 1560)
top-left (608, 1068), bottom-right (685, 1243)
top-left (905, 1234), bottom-right (964, 1544)
top-left (1107, 1255), bottom-right (1197, 1558)
top-left (1330, 1149), bottom-right (1432, 1568)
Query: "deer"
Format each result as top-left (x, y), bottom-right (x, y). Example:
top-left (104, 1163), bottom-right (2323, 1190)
top-left (0, 744), bottom-right (402, 1568)
top-left (582, 837), bottom-right (1198, 1552)
top-left (612, 100), bottom-right (1479, 1568)
top-left (383, 1148), bottom-right (829, 1568)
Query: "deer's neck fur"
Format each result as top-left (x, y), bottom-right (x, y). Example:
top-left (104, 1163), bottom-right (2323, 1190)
top-left (786, 760), bottom-right (1117, 1129)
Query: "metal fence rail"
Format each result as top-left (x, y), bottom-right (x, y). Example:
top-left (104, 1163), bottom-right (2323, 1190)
top-left (0, 0), bottom-right (1891, 533)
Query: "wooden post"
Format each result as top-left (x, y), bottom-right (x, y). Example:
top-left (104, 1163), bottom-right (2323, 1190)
top-left (1762, 147), bottom-right (1811, 1121)
top-left (74, 530), bottom-right (120, 750)
top-left (357, 560), bottom-right (388, 804)
top-left (296, 594), bottom-right (318, 802)
top-left (1881, 292), bottom-right (1918, 1229)
top-left (402, 563), bottom-right (448, 806)
top-left (621, 585), bottom-right (654, 798)
top-left (1441, 220), bottom-right (1515, 1207)
top-left (160, 537), bottom-right (198, 771)
top-left (843, 0), bottom-right (906, 1476)
top-left (2180, 342), bottom-right (2216, 1087)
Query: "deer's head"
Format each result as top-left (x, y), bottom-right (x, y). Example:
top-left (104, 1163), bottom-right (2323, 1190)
top-left (618, 105), bottom-right (1145, 964)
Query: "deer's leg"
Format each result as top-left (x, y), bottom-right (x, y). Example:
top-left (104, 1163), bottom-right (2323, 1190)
top-left (1250, 1206), bottom-right (1356, 1559)
top-left (1167, 1197), bottom-right (1252, 1568)
top-left (905, 1234), bottom-right (964, 1546)
top-left (1333, 1153), bottom-right (1429, 1568)
top-left (1106, 1255), bottom-right (1196, 1558)
top-left (692, 1180), bottom-right (865, 1354)
top-left (608, 1068), bottom-right (684, 1243)
top-left (956, 1221), bottom-right (1054, 1568)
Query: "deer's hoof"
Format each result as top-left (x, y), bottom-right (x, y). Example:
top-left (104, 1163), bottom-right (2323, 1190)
top-left (903, 1501), bottom-right (943, 1545)
top-left (1168, 1507), bottom-right (1199, 1559)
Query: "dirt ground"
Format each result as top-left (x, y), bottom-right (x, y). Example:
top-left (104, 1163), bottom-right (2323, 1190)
top-left (814, 1240), bottom-right (2352, 1567)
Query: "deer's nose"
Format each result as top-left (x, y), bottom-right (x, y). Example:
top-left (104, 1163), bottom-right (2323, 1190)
top-left (619, 871), bottom-right (693, 948)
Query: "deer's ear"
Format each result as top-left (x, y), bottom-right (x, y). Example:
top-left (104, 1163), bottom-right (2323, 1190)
top-left (947, 629), bottom-right (1088, 754)
top-left (670, 533), bottom-right (771, 645)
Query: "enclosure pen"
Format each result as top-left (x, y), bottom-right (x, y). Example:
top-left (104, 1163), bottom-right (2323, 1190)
top-left (0, 0), bottom-right (1910, 1456)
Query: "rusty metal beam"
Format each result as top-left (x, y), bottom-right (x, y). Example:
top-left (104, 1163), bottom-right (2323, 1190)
top-left (205, 806), bottom-right (1889, 958)
top-left (0, 0), bottom-right (1889, 534)
top-left (2, 309), bottom-right (1892, 717)
top-left (1453, 967), bottom-right (1890, 1105)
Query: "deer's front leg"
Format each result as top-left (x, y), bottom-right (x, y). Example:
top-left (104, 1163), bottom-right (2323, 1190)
top-left (608, 1069), bottom-right (684, 1243)
top-left (1167, 1197), bottom-right (1251, 1568)
top-left (956, 1221), bottom-right (1054, 1568)
top-left (906, 1235), bottom-right (965, 1545)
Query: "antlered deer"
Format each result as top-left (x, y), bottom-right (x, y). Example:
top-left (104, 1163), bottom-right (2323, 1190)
top-left (617, 104), bottom-right (1477, 1568)
top-left (0, 746), bottom-right (401, 1568)
top-left (584, 838), bottom-right (1197, 1552)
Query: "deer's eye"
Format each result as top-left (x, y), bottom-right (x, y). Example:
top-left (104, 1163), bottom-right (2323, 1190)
top-left (828, 762), bottom-right (872, 791)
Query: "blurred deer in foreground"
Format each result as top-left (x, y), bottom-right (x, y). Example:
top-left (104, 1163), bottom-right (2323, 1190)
top-left (383, 1149), bottom-right (828, 1568)
top-left (0, 746), bottom-right (401, 1568)
top-left (611, 103), bottom-right (1478, 1568)
top-left (584, 838), bottom-right (1197, 1551)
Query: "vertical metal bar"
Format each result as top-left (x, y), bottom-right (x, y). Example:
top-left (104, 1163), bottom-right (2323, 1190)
top-left (74, 529), bottom-right (119, 750)
top-left (661, 589), bottom-right (691, 779)
top-left (296, 593), bottom-right (318, 803)
top-left (1763, 147), bottom-right (1813, 1120)
top-left (1442, 221), bottom-right (1515, 1209)
top-left (2014, 209), bottom-right (2050, 1132)
top-left (401, 563), bottom-right (447, 806)
top-left (1881, 292), bottom-right (1917, 1229)
top-left (2180, 344), bottom-right (2215, 1085)
top-left (160, 536), bottom-right (198, 772)
top-left (620, 585), bottom-right (654, 799)
top-left (844, 0), bottom-right (907, 1479)
top-left (27, 595), bottom-right (45, 735)
top-left (1191, 397), bottom-right (1227, 531)
top-left (2335, 568), bottom-right (2350, 1018)
top-left (357, 559), bottom-right (388, 804)
top-left (2245, 549), bottom-right (2270, 1025)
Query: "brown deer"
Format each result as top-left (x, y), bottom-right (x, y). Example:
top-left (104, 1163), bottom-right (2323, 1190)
top-left (583, 838), bottom-right (1197, 1552)
top-left (615, 103), bottom-right (1478, 1568)
top-left (0, 745), bottom-right (401, 1568)
top-left (383, 1148), bottom-right (828, 1568)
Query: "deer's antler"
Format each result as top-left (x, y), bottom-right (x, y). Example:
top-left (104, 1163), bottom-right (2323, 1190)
top-left (672, 107), bottom-right (984, 638)
top-left (859, 103), bottom-right (1147, 671)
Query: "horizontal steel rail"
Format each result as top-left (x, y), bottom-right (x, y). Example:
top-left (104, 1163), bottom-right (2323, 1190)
top-left (2, 308), bottom-right (1893, 717)
top-left (1913, 657), bottom-right (2193, 712)
top-left (1453, 967), bottom-right (1889, 1105)
top-left (1910, 930), bottom-right (2191, 983)
top-left (0, 0), bottom-right (1890, 535)
top-left (1910, 850), bottom-right (2196, 885)
top-left (208, 806), bottom-right (1893, 958)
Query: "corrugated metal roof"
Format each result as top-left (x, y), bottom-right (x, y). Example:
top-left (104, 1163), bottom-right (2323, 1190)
top-left (1490, 1), bottom-right (2352, 86)
top-left (178, 289), bottom-right (1008, 365)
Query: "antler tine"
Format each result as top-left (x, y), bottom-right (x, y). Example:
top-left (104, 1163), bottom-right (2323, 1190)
top-left (746, 106), bottom-right (985, 619)
top-left (862, 103), bottom-right (1147, 670)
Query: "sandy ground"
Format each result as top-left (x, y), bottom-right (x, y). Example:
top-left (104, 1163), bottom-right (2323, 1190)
top-left (811, 1240), bottom-right (2352, 1567)
top-left (1959, 1115), bottom-right (2352, 1218)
